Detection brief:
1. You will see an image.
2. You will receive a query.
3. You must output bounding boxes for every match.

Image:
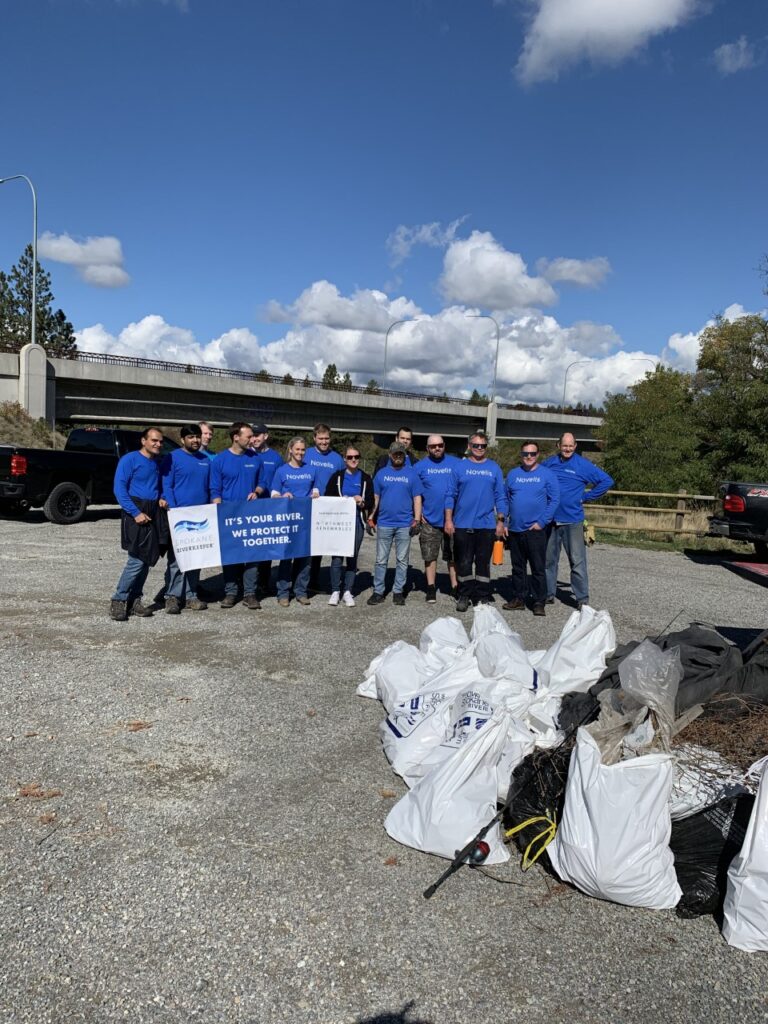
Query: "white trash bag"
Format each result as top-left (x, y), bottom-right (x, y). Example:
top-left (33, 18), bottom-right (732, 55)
top-left (548, 728), bottom-right (681, 909)
top-left (357, 640), bottom-right (412, 700)
top-left (384, 705), bottom-right (512, 864)
top-left (419, 616), bottom-right (470, 671)
top-left (722, 760), bottom-right (768, 952)
top-left (381, 649), bottom-right (484, 783)
top-left (471, 603), bottom-right (517, 641)
top-left (534, 606), bottom-right (616, 696)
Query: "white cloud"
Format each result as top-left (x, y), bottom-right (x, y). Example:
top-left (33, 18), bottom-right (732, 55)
top-left (661, 302), bottom-right (751, 371)
top-left (536, 256), bottom-right (611, 287)
top-left (516, 0), bottom-right (700, 85)
top-left (264, 280), bottom-right (418, 331)
top-left (440, 231), bottom-right (557, 310)
top-left (39, 231), bottom-right (130, 288)
top-left (713, 36), bottom-right (757, 75)
top-left (386, 216), bottom-right (469, 267)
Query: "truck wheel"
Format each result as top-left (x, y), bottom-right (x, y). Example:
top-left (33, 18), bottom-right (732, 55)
top-left (754, 540), bottom-right (768, 561)
top-left (43, 482), bottom-right (87, 525)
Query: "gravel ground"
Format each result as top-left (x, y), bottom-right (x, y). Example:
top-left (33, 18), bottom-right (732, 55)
top-left (1, 509), bottom-right (767, 1024)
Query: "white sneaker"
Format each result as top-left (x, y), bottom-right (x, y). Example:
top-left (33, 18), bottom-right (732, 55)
top-left (328, 591), bottom-right (340, 606)
top-left (342, 592), bottom-right (356, 607)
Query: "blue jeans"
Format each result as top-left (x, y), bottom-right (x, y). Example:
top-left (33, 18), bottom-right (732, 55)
top-left (278, 556), bottom-right (310, 599)
top-left (223, 562), bottom-right (259, 597)
top-left (546, 521), bottom-right (589, 603)
top-left (330, 517), bottom-right (364, 594)
top-left (113, 555), bottom-right (150, 603)
top-left (373, 526), bottom-right (411, 595)
top-left (164, 553), bottom-right (200, 601)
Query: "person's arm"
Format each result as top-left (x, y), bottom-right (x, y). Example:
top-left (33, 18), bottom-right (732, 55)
top-left (494, 467), bottom-right (509, 538)
top-left (444, 472), bottom-right (457, 535)
top-left (324, 471), bottom-right (339, 498)
top-left (540, 472), bottom-right (560, 527)
top-left (113, 456), bottom-right (146, 522)
top-left (368, 492), bottom-right (380, 529)
top-left (583, 461), bottom-right (614, 503)
top-left (209, 454), bottom-right (223, 504)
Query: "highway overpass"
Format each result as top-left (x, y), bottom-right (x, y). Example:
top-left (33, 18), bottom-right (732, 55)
top-left (0, 345), bottom-right (602, 447)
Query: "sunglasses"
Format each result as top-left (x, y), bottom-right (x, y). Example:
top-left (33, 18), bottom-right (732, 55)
top-left (470, 443), bottom-right (488, 449)
top-left (346, 454), bottom-right (360, 460)
top-left (427, 443), bottom-right (445, 449)
top-left (521, 451), bottom-right (538, 457)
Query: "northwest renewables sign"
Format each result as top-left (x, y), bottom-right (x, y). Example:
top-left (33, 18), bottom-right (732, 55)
top-left (168, 497), bottom-right (356, 572)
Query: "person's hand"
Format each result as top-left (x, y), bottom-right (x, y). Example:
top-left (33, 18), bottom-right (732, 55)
top-left (366, 517), bottom-right (376, 534)
top-left (134, 512), bottom-right (151, 525)
top-left (530, 522), bottom-right (542, 531)
top-left (212, 498), bottom-right (222, 504)
top-left (444, 520), bottom-right (455, 537)
top-left (283, 492), bottom-right (293, 499)
top-left (247, 491), bottom-right (258, 500)
top-left (353, 495), bottom-right (364, 506)
top-left (159, 498), bottom-right (168, 510)
top-left (495, 521), bottom-right (506, 539)
top-left (255, 486), bottom-right (265, 497)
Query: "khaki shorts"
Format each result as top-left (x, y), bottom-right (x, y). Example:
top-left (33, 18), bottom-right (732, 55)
top-left (419, 520), bottom-right (455, 563)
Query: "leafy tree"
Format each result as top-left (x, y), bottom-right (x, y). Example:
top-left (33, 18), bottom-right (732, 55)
top-left (693, 313), bottom-right (768, 485)
top-left (364, 378), bottom-right (381, 394)
top-left (321, 363), bottom-right (340, 389)
top-left (469, 388), bottom-right (489, 406)
top-left (601, 366), bottom-right (707, 493)
top-left (255, 369), bottom-right (270, 382)
top-left (4, 246), bottom-right (77, 357)
top-left (282, 373), bottom-right (295, 386)
top-left (340, 372), bottom-right (353, 391)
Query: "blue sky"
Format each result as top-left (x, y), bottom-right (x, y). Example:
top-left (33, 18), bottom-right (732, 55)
top-left (1, 0), bottom-right (766, 406)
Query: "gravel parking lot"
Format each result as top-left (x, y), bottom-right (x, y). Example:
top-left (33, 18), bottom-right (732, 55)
top-left (1, 509), bottom-right (767, 1024)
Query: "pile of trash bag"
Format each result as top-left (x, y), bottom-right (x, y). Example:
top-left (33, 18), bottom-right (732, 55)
top-left (359, 607), bottom-right (768, 950)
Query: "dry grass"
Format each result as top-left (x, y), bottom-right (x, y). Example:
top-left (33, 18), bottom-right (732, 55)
top-left (0, 401), bottom-right (66, 448)
top-left (674, 695), bottom-right (768, 771)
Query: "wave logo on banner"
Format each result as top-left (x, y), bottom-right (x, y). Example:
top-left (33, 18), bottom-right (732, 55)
top-left (167, 503), bottom-right (222, 572)
top-left (173, 518), bottom-right (210, 533)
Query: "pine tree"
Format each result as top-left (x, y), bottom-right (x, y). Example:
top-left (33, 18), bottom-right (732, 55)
top-left (282, 372), bottom-right (295, 386)
top-left (364, 378), bottom-right (381, 394)
top-left (5, 245), bottom-right (77, 357)
top-left (340, 372), bottom-right (353, 391)
top-left (321, 363), bottom-right (340, 389)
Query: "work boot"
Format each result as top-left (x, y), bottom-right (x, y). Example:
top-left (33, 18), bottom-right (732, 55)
top-left (532, 603), bottom-right (546, 617)
top-left (186, 599), bottom-right (208, 611)
top-left (425, 585), bottom-right (437, 604)
top-left (278, 598), bottom-right (290, 608)
top-left (242, 594), bottom-right (262, 610)
top-left (502, 598), bottom-right (526, 611)
top-left (545, 597), bottom-right (555, 605)
top-left (109, 599), bottom-right (128, 622)
top-left (393, 593), bottom-right (406, 607)
top-left (456, 594), bottom-right (471, 613)
top-left (367, 592), bottom-right (385, 606)
top-left (165, 596), bottom-right (181, 615)
top-left (129, 600), bottom-right (153, 618)
top-left (220, 595), bottom-right (238, 608)
top-left (295, 596), bottom-right (311, 606)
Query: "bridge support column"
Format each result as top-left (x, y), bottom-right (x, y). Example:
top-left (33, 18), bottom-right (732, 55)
top-left (485, 399), bottom-right (498, 445)
top-left (18, 343), bottom-right (49, 421)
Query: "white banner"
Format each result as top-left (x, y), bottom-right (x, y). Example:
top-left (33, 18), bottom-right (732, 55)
top-left (167, 503), bottom-right (222, 572)
top-left (310, 497), bottom-right (356, 557)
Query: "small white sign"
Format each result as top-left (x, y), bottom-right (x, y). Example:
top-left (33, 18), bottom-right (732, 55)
top-left (310, 497), bottom-right (356, 557)
top-left (167, 503), bottom-right (221, 571)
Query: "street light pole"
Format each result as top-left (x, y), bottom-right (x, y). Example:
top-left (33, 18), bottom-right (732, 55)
top-left (0, 174), bottom-right (38, 346)
top-left (384, 319), bottom-right (417, 388)
top-left (466, 314), bottom-right (501, 404)
top-left (561, 356), bottom-right (658, 410)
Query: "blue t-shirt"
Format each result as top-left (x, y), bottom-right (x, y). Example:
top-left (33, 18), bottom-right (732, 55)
top-left (210, 449), bottom-right (261, 502)
top-left (341, 469), bottom-right (363, 497)
top-left (304, 447), bottom-right (345, 493)
top-left (505, 464), bottom-right (560, 532)
top-left (446, 459), bottom-right (508, 530)
top-left (113, 450), bottom-right (161, 517)
top-left (201, 448), bottom-right (216, 462)
top-left (160, 448), bottom-right (211, 508)
top-left (373, 464), bottom-right (424, 528)
top-left (540, 452), bottom-right (614, 524)
top-left (414, 455), bottom-right (460, 527)
top-left (271, 463), bottom-right (319, 498)
top-left (253, 448), bottom-right (285, 495)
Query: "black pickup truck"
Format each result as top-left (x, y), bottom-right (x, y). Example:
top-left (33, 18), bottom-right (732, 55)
top-left (709, 482), bottom-right (768, 559)
top-left (0, 428), bottom-right (179, 525)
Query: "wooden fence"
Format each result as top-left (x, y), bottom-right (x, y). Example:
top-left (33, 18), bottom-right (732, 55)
top-left (586, 489), bottom-right (717, 536)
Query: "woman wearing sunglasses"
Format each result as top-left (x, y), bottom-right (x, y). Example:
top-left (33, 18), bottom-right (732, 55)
top-left (270, 437), bottom-right (321, 606)
top-left (324, 447), bottom-right (374, 606)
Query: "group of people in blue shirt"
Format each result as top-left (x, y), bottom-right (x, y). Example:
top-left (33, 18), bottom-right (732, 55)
top-left (108, 420), bottom-right (613, 621)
